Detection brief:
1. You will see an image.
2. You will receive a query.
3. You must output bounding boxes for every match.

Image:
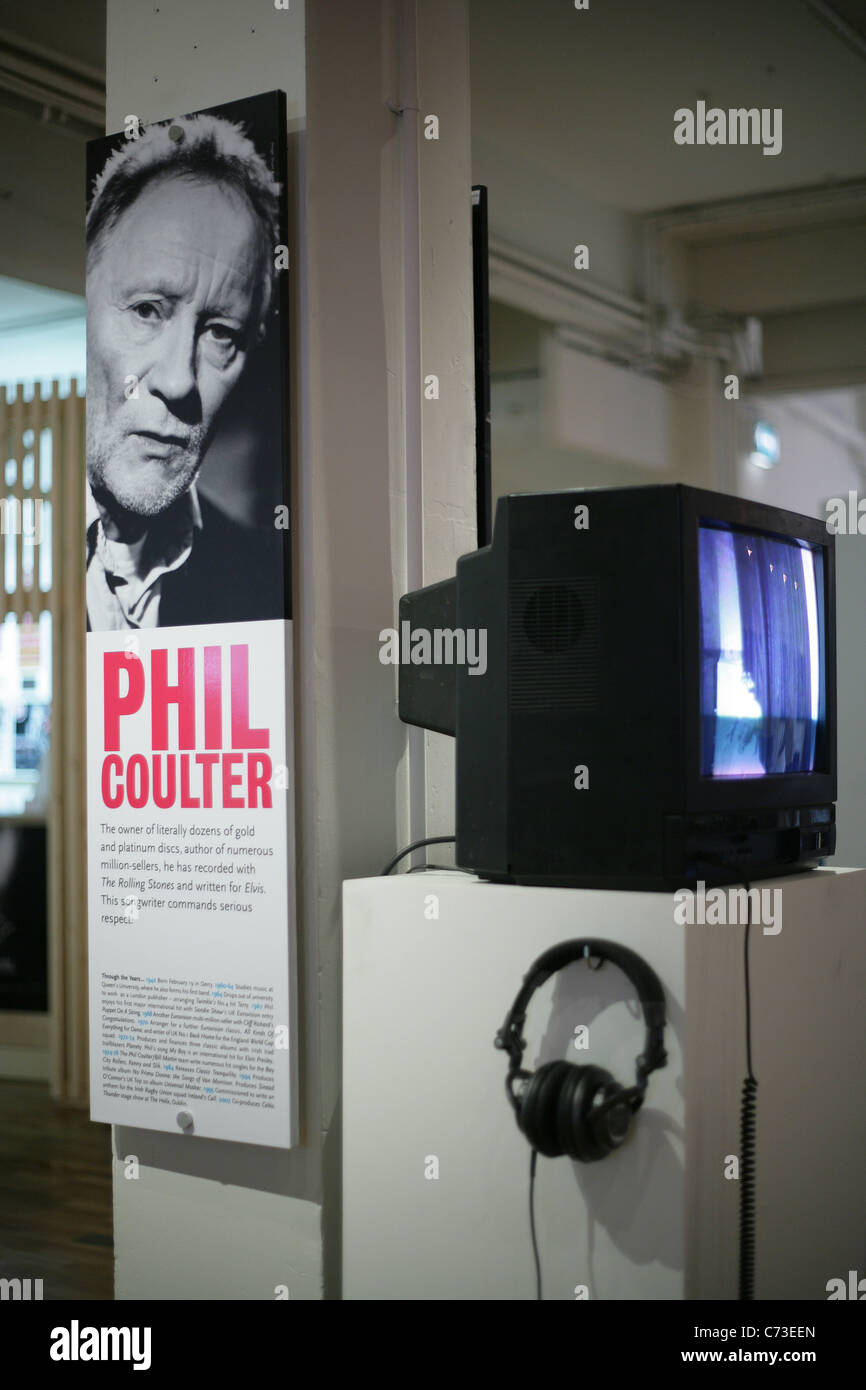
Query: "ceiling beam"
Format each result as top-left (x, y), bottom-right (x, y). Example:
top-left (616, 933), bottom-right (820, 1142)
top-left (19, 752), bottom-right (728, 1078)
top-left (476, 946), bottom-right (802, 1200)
top-left (0, 26), bottom-right (104, 133)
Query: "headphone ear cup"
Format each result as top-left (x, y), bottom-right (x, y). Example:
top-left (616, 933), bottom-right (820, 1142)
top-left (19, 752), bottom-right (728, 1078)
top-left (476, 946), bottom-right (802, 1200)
top-left (518, 1060), bottom-right (570, 1158)
top-left (554, 1064), bottom-right (590, 1162)
top-left (557, 1063), bottom-right (618, 1162)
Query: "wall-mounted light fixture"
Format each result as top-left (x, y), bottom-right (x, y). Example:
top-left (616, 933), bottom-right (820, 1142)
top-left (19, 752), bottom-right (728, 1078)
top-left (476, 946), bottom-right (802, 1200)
top-left (750, 419), bottom-right (781, 470)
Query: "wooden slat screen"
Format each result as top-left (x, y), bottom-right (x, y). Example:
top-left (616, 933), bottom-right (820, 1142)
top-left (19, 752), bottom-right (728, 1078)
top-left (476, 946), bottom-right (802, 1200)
top-left (0, 379), bottom-right (88, 1102)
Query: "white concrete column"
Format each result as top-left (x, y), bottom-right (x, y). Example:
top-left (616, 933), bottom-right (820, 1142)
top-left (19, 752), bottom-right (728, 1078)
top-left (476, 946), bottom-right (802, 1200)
top-left (104, 0), bottom-right (474, 1299)
top-left (416, 0), bottom-right (477, 837)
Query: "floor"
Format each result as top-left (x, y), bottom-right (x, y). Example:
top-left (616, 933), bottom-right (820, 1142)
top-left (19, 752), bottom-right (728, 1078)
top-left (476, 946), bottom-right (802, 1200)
top-left (0, 1079), bottom-right (113, 1300)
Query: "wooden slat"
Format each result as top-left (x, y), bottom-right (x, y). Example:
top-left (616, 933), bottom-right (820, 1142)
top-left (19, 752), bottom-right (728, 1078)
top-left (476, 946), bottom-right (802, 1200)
top-left (27, 386), bottom-right (47, 618)
top-left (48, 380), bottom-right (64, 1100)
top-left (0, 385), bottom-right (6, 555)
top-left (62, 380), bottom-right (87, 1102)
top-left (10, 383), bottom-right (25, 620)
top-left (0, 385), bottom-right (6, 621)
top-left (3, 377), bottom-right (88, 1106)
top-left (0, 384), bottom-right (52, 620)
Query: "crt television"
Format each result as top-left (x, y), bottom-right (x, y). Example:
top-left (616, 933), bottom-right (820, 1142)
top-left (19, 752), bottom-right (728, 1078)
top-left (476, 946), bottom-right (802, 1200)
top-left (398, 485), bottom-right (836, 889)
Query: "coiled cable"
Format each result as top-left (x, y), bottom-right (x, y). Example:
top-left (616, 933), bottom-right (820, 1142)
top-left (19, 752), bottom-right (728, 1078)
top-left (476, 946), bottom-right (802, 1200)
top-left (739, 889), bottom-right (758, 1301)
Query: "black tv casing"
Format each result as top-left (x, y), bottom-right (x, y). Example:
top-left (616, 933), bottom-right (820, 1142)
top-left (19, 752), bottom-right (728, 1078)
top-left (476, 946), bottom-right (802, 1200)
top-left (398, 485), bottom-right (837, 890)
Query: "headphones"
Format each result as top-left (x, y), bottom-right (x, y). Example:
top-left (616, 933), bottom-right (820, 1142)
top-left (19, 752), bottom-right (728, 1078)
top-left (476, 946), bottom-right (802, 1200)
top-left (494, 939), bottom-right (668, 1162)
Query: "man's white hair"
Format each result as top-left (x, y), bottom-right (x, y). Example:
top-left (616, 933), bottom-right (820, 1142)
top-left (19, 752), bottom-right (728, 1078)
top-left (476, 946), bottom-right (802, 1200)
top-left (86, 113), bottom-right (282, 320)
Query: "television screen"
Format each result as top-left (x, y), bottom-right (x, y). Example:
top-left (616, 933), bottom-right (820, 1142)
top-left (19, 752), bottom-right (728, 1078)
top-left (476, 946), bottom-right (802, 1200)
top-left (698, 523), bottom-right (824, 778)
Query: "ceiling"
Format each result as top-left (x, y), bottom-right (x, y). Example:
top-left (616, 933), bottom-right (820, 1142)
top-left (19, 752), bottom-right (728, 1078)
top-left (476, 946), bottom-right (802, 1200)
top-left (0, 0), bottom-right (863, 389)
top-left (0, 0), bottom-right (104, 76)
top-left (0, 275), bottom-right (85, 388)
top-left (470, 0), bottom-right (866, 391)
top-left (0, 0), bottom-right (104, 294)
top-left (0, 274), bottom-right (83, 331)
top-left (469, 0), bottom-right (866, 215)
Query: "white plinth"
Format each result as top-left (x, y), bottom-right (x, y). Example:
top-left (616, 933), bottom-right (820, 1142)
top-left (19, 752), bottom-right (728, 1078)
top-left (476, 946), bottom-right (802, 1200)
top-left (342, 867), bottom-right (865, 1301)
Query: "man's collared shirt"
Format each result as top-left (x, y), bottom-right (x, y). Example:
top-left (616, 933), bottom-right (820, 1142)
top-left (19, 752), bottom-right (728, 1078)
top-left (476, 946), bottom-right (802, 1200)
top-left (85, 480), bottom-right (203, 630)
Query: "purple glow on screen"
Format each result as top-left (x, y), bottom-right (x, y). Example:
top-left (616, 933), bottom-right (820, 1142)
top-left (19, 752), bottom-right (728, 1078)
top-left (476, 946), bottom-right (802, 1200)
top-left (698, 525), bottom-right (824, 778)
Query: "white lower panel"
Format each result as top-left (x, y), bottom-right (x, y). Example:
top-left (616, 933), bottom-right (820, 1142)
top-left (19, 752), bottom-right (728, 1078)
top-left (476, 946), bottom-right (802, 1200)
top-left (342, 872), bottom-right (686, 1300)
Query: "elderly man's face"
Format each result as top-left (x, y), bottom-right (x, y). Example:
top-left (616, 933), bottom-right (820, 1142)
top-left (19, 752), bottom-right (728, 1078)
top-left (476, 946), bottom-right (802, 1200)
top-left (86, 174), bottom-right (265, 517)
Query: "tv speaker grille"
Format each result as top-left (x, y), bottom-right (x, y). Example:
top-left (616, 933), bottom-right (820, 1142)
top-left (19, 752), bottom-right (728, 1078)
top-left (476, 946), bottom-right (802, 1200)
top-left (508, 577), bottom-right (600, 711)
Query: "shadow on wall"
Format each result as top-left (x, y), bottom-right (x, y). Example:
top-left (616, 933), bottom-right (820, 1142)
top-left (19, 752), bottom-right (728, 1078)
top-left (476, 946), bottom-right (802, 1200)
top-left (535, 959), bottom-right (687, 1285)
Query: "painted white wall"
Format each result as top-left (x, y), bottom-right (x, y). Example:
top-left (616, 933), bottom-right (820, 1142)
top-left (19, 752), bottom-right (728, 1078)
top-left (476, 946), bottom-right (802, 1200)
top-left (302, 0), bottom-right (476, 1296)
top-left (343, 871), bottom-right (687, 1300)
top-left (344, 868), bottom-right (866, 1300)
top-left (684, 865), bottom-right (866, 1300)
top-left (493, 311), bottom-right (866, 512)
top-left (541, 336), bottom-right (723, 486)
top-left (735, 392), bottom-right (865, 521)
top-left (472, 132), bottom-right (640, 299)
top-left (492, 328), bottom-right (729, 504)
top-left (416, 0), bottom-right (477, 842)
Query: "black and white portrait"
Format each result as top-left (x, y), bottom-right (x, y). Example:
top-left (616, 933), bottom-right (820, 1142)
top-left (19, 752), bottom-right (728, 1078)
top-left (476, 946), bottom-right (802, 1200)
top-left (85, 92), bottom-right (290, 632)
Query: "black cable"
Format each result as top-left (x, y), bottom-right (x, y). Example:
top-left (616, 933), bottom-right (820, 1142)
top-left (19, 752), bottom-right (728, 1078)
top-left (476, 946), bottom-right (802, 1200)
top-left (517, 862), bottom-right (758, 1301)
top-left (406, 862), bottom-right (474, 875)
top-left (739, 885), bottom-right (758, 1302)
top-left (529, 1148), bottom-right (542, 1301)
top-left (380, 835), bottom-right (456, 876)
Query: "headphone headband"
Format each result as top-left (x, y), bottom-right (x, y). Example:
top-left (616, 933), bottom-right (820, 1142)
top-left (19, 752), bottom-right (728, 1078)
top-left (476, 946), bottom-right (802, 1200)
top-left (495, 938), bottom-right (667, 1097)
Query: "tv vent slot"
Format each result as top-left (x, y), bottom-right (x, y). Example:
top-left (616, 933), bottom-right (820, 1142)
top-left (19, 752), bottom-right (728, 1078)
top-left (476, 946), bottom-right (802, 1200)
top-left (508, 577), bottom-right (600, 711)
